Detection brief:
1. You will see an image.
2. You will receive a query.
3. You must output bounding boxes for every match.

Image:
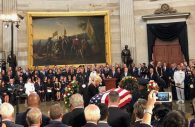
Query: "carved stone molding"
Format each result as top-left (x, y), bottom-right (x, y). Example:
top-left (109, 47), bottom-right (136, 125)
top-left (142, 3), bottom-right (190, 21)
top-left (154, 3), bottom-right (177, 14)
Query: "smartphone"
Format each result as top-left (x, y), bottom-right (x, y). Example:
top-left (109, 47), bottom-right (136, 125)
top-left (156, 92), bottom-right (172, 102)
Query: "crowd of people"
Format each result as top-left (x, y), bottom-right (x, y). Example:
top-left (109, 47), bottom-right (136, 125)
top-left (0, 91), bottom-right (194, 127)
top-left (0, 61), bottom-right (195, 104)
top-left (0, 61), bottom-right (195, 127)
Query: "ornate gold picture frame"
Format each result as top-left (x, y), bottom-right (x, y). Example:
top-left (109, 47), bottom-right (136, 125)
top-left (27, 11), bottom-right (111, 67)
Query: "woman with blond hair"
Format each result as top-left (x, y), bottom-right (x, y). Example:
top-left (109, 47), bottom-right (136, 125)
top-left (87, 75), bottom-right (102, 104)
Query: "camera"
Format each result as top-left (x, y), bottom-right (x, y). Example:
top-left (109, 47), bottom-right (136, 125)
top-left (156, 92), bottom-right (172, 102)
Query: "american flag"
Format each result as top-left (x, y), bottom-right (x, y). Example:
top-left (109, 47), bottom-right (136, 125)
top-left (89, 88), bottom-right (132, 108)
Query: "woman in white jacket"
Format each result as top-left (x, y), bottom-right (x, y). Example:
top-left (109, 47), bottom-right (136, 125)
top-left (25, 78), bottom-right (36, 96)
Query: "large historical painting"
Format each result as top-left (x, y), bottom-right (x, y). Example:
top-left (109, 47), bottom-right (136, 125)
top-left (27, 12), bottom-right (111, 67)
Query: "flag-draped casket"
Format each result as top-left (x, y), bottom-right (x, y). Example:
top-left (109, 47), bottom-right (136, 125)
top-left (89, 88), bottom-right (132, 108)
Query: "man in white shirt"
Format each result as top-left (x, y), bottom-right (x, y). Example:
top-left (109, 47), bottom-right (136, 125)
top-left (174, 65), bottom-right (185, 104)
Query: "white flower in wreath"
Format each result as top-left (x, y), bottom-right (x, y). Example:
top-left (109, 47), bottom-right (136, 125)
top-left (82, 84), bottom-right (86, 88)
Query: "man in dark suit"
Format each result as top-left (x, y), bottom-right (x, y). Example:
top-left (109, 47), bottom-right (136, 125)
top-left (107, 91), bottom-right (130, 127)
top-left (62, 93), bottom-right (86, 127)
top-left (121, 67), bottom-right (131, 79)
top-left (97, 103), bottom-right (110, 127)
top-left (15, 93), bottom-right (50, 127)
top-left (0, 102), bottom-right (23, 127)
top-left (45, 104), bottom-right (68, 127)
top-left (76, 67), bottom-right (87, 85)
top-left (130, 64), bottom-right (139, 78)
top-left (148, 68), bottom-right (158, 81)
top-left (108, 66), bottom-right (117, 78)
top-left (83, 104), bottom-right (100, 127)
top-left (162, 62), bottom-right (170, 88)
top-left (148, 60), bottom-right (154, 70)
top-left (7, 78), bottom-right (17, 105)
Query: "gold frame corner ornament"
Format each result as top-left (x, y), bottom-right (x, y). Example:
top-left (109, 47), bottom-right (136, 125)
top-left (27, 11), bottom-right (111, 68)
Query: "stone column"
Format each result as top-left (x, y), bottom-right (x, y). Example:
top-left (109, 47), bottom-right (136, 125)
top-left (120, 0), bottom-right (136, 63)
top-left (1, 0), bottom-right (18, 61)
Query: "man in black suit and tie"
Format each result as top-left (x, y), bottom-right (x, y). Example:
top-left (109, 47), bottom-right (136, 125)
top-left (108, 66), bottom-right (117, 78)
top-left (107, 91), bottom-right (130, 127)
top-left (130, 63), bottom-right (139, 78)
top-left (15, 93), bottom-right (50, 127)
top-left (45, 104), bottom-right (68, 127)
top-left (83, 104), bottom-right (100, 127)
top-left (121, 67), bottom-right (131, 80)
top-left (0, 102), bottom-right (23, 127)
top-left (162, 62), bottom-right (170, 88)
top-left (97, 103), bottom-right (110, 127)
top-left (148, 68), bottom-right (158, 81)
top-left (7, 78), bottom-right (17, 105)
top-left (62, 93), bottom-right (86, 127)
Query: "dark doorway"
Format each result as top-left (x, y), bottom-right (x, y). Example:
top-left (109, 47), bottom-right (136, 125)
top-left (153, 38), bottom-right (184, 65)
top-left (147, 22), bottom-right (189, 64)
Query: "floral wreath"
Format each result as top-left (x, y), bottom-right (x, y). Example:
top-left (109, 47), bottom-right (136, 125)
top-left (147, 80), bottom-right (159, 92)
top-left (64, 80), bottom-right (79, 109)
top-left (119, 76), bottom-right (138, 93)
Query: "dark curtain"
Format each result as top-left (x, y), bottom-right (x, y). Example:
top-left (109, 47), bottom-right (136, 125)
top-left (147, 22), bottom-right (189, 63)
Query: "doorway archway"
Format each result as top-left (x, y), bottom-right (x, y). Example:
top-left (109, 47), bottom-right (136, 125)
top-left (147, 22), bottom-right (189, 64)
top-left (153, 38), bottom-right (184, 65)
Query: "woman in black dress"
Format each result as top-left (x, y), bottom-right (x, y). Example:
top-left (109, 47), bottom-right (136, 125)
top-left (0, 80), bottom-right (9, 102)
top-left (54, 77), bottom-right (61, 101)
top-left (87, 75), bottom-right (102, 104)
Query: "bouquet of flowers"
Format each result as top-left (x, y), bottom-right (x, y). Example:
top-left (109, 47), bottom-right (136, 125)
top-left (64, 80), bottom-right (79, 109)
top-left (119, 76), bottom-right (138, 93)
top-left (147, 80), bottom-right (159, 92)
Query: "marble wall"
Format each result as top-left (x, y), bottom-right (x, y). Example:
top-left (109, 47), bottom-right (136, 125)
top-left (1, 0), bottom-right (195, 67)
top-left (133, 0), bottom-right (195, 64)
top-left (1, 0), bottom-right (121, 66)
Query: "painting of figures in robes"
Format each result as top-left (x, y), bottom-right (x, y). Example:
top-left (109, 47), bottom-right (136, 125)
top-left (27, 11), bottom-right (111, 67)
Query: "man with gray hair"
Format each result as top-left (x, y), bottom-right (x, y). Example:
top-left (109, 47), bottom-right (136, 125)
top-left (62, 93), bottom-right (86, 127)
top-left (0, 102), bottom-right (23, 127)
top-left (26, 108), bottom-right (42, 127)
top-left (45, 103), bottom-right (68, 127)
top-left (83, 104), bottom-right (100, 127)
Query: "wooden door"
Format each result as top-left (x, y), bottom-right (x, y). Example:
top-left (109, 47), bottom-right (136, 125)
top-left (153, 38), bottom-right (184, 65)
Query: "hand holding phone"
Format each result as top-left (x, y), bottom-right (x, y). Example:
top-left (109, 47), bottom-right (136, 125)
top-left (156, 92), bottom-right (172, 102)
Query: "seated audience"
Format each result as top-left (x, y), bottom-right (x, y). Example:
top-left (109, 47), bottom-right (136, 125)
top-left (0, 102), bottom-right (23, 127)
top-left (26, 108), bottom-right (42, 127)
top-left (107, 91), bottom-right (130, 127)
top-left (45, 103), bottom-right (68, 127)
top-left (97, 103), bottom-right (110, 127)
top-left (62, 93), bottom-right (86, 127)
top-left (15, 93), bottom-right (50, 127)
top-left (83, 104), bottom-right (101, 127)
